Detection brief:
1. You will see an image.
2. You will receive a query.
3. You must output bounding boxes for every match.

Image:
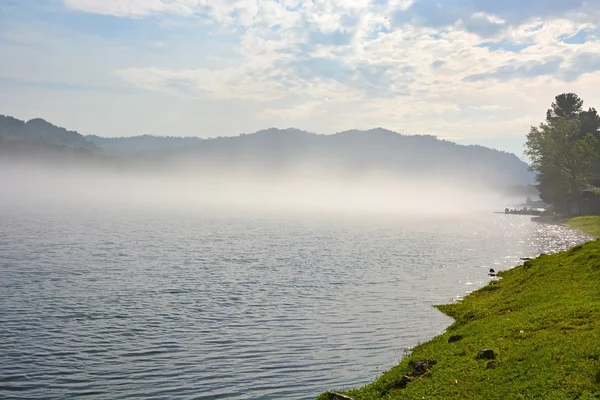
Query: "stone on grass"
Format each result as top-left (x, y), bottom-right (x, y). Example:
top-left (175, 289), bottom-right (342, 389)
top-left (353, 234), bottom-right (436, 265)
top-left (476, 349), bottom-right (496, 360)
top-left (448, 335), bottom-right (463, 343)
top-left (411, 361), bottom-right (429, 376)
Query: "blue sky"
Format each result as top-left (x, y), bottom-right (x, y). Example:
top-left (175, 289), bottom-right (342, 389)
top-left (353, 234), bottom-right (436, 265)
top-left (1, 0), bottom-right (600, 157)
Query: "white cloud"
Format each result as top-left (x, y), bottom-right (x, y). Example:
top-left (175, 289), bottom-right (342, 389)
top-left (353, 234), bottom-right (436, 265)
top-left (471, 12), bottom-right (506, 25)
top-left (63, 0), bottom-right (176, 17)
top-left (1, 0), bottom-right (599, 151)
top-left (389, 0), bottom-right (415, 11)
top-left (468, 105), bottom-right (511, 111)
top-left (260, 101), bottom-right (326, 119)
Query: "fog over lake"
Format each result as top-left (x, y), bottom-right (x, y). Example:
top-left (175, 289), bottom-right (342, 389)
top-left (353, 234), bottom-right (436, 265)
top-left (2, 0), bottom-right (599, 396)
top-left (0, 164), bottom-right (592, 399)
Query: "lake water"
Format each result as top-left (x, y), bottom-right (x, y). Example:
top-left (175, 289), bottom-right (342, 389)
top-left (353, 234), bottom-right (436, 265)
top-left (0, 207), bottom-right (592, 399)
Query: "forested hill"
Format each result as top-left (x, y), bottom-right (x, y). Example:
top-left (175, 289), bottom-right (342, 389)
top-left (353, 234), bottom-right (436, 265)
top-left (0, 116), bottom-right (533, 188)
top-left (0, 115), bottom-right (95, 150)
top-left (86, 134), bottom-right (202, 154)
top-left (166, 127), bottom-right (534, 187)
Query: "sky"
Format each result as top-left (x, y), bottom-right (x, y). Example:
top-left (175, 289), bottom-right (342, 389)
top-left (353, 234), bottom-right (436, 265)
top-left (1, 0), bottom-right (600, 157)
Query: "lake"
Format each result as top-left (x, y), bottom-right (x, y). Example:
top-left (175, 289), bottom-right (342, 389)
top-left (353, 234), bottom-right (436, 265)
top-left (0, 206), bottom-right (591, 399)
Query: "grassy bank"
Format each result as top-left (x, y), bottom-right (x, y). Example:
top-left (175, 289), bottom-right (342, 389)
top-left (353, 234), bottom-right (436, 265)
top-left (319, 219), bottom-right (600, 399)
top-left (567, 216), bottom-right (600, 238)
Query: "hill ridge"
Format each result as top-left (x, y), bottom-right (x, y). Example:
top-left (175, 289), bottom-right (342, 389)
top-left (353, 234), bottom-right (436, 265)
top-left (0, 115), bottom-right (533, 188)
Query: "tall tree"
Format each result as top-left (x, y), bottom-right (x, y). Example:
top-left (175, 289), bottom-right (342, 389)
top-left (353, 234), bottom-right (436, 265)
top-left (546, 93), bottom-right (584, 122)
top-left (579, 107), bottom-right (600, 140)
top-left (533, 167), bottom-right (572, 207)
top-left (525, 118), bottom-right (599, 208)
top-left (578, 107), bottom-right (600, 187)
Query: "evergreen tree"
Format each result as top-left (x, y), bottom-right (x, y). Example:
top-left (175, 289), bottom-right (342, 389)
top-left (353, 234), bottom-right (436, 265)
top-left (527, 94), bottom-right (600, 210)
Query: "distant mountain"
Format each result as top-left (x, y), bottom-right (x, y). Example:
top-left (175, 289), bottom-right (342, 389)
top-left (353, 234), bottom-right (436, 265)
top-left (161, 127), bottom-right (534, 187)
top-left (0, 115), bottom-right (534, 188)
top-left (0, 115), bottom-right (96, 150)
top-left (86, 134), bottom-right (202, 154)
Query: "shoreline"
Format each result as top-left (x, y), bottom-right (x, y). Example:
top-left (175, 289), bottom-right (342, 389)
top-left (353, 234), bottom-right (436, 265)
top-left (319, 217), bottom-right (600, 400)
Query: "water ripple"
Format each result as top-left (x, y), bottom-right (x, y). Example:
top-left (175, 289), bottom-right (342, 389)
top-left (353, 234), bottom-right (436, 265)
top-left (0, 209), bottom-right (592, 399)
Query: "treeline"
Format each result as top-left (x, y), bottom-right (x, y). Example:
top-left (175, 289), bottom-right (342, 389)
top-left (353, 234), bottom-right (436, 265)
top-left (525, 93), bottom-right (600, 212)
top-left (1, 114), bottom-right (535, 190)
top-left (0, 115), bottom-right (95, 150)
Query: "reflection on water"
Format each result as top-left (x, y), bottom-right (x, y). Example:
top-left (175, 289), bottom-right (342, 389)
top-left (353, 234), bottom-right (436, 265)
top-left (0, 209), bottom-right (592, 399)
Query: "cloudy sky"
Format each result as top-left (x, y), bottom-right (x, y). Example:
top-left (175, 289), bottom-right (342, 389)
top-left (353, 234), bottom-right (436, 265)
top-left (1, 0), bottom-right (600, 156)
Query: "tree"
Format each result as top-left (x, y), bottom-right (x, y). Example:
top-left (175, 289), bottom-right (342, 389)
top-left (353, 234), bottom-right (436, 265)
top-left (525, 118), bottom-right (599, 208)
top-left (546, 93), bottom-right (584, 122)
top-left (545, 94), bottom-right (600, 140)
top-left (578, 107), bottom-right (600, 187)
top-left (533, 168), bottom-right (570, 206)
top-left (579, 107), bottom-right (600, 140)
top-left (529, 93), bottom-right (600, 209)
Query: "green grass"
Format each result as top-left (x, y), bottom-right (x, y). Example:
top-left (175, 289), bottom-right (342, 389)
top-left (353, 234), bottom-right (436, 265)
top-left (568, 216), bottom-right (600, 238)
top-left (318, 221), bottom-right (600, 400)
